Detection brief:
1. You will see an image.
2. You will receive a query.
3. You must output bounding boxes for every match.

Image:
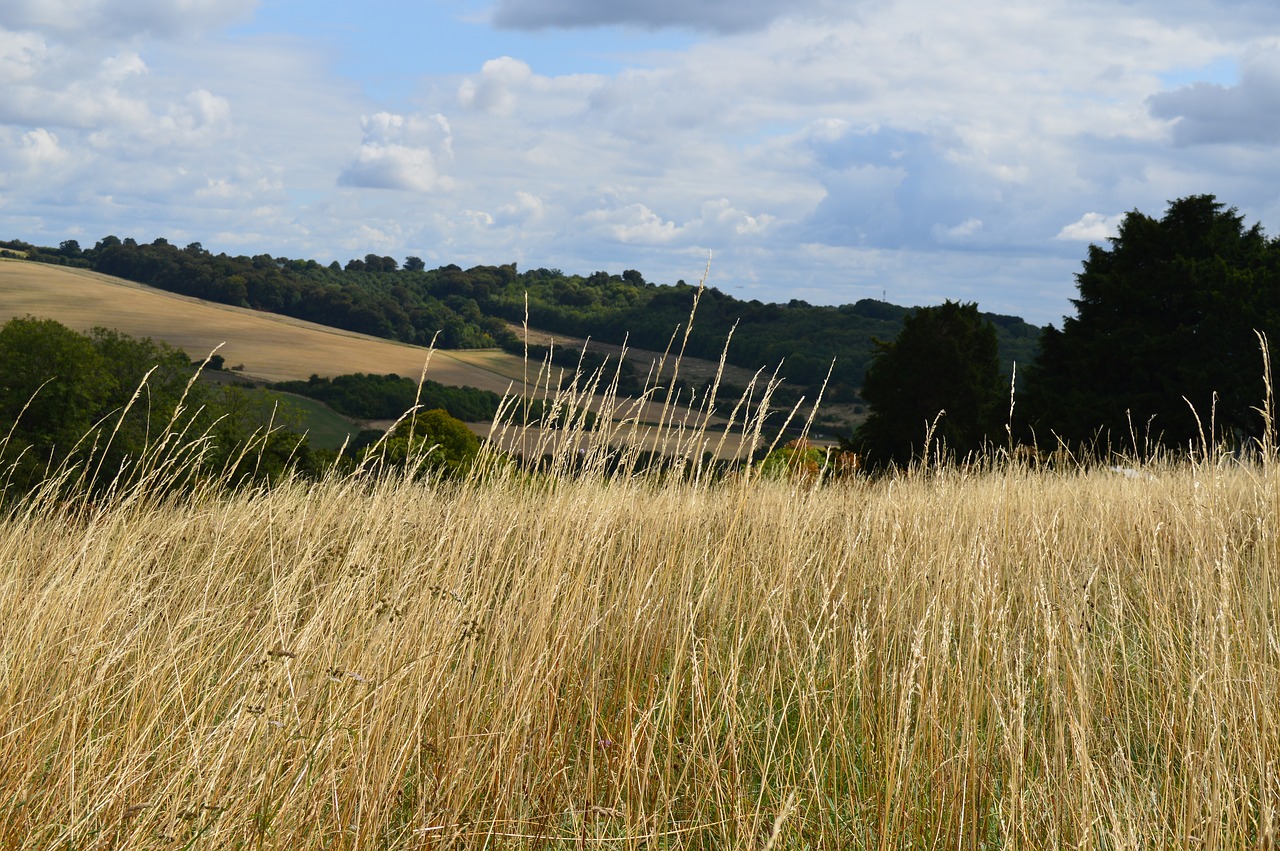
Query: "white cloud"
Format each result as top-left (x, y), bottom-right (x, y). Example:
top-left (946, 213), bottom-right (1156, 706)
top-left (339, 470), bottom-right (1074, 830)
top-left (195, 173), bottom-right (281, 203)
top-left (1056, 212), bottom-right (1123, 242)
top-left (7, 0), bottom-right (1280, 325)
top-left (694, 198), bottom-right (774, 238)
top-left (0, 29), bottom-right (49, 85)
top-left (581, 203), bottom-right (682, 245)
top-left (932, 217), bottom-right (983, 244)
top-left (495, 190), bottom-right (546, 225)
top-left (338, 112), bottom-right (453, 192)
top-left (99, 51), bottom-right (146, 82)
top-left (457, 57), bottom-right (534, 116)
top-left (340, 144), bottom-right (441, 193)
top-left (19, 128), bottom-right (69, 167)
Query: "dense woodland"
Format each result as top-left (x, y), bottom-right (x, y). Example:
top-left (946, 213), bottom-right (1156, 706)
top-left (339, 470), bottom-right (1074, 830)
top-left (1, 235), bottom-right (1041, 405)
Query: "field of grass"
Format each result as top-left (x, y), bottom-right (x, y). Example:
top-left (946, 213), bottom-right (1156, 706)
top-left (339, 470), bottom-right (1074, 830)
top-left (229, 387), bottom-right (367, 452)
top-left (2, 433), bottom-right (1279, 847)
top-left (5, 257), bottom-right (1278, 847)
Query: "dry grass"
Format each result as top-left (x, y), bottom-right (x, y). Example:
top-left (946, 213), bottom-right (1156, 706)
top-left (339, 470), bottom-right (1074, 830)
top-left (2, 450), bottom-right (1279, 848)
top-left (4, 266), bottom-right (1279, 847)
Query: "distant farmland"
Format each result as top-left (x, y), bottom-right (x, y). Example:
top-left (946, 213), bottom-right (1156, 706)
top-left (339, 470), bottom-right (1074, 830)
top-left (0, 260), bottom-right (765, 458)
top-left (0, 260), bottom-right (528, 390)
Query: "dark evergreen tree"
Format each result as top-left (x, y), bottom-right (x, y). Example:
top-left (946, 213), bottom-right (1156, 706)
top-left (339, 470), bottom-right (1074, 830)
top-left (854, 301), bottom-right (1006, 468)
top-left (1024, 195), bottom-right (1280, 453)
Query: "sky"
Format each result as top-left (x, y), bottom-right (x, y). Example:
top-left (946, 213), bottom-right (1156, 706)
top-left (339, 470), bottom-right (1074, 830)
top-left (2, 0), bottom-right (1280, 326)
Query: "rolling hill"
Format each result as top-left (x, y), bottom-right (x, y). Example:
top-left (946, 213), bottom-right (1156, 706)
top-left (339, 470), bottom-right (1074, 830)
top-left (0, 260), bottom-right (778, 456)
top-left (0, 259), bottom-right (529, 391)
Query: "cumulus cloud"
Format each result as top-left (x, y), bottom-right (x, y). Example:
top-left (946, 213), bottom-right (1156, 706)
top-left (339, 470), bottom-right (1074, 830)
top-left (99, 51), bottom-right (146, 82)
top-left (1055, 212), bottom-right (1123, 242)
top-left (1148, 49), bottom-right (1280, 145)
top-left (495, 190), bottom-right (546, 226)
top-left (457, 57), bottom-right (534, 115)
top-left (570, 197), bottom-right (773, 250)
top-left (339, 144), bottom-right (439, 193)
top-left (11, 0), bottom-right (1280, 326)
top-left (338, 112), bottom-right (453, 192)
top-left (0, 126), bottom-right (84, 194)
top-left (581, 203), bottom-right (682, 245)
top-left (695, 198), bottom-right (774, 238)
top-left (18, 128), bottom-right (69, 167)
top-left (0, 30), bottom-right (49, 85)
top-left (196, 172), bottom-right (281, 203)
top-left (932, 217), bottom-right (983, 244)
top-left (491, 0), bottom-right (835, 33)
top-left (151, 89), bottom-right (232, 143)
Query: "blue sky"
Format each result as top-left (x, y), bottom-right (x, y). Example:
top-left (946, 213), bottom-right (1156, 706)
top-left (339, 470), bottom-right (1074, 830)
top-left (3, 0), bottom-right (1280, 325)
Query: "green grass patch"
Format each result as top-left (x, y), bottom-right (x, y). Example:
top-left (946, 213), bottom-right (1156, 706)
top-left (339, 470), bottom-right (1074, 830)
top-left (273, 390), bottom-right (364, 451)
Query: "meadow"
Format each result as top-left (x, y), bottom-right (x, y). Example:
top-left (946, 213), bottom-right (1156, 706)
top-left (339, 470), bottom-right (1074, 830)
top-left (3, 260), bottom-right (1278, 847)
top-left (2, 437), bottom-right (1278, 848)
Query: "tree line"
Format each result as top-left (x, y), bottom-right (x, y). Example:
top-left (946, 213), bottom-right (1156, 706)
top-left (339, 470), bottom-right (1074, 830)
top-left (3, 237), bottom-right (516, 349)
top-left (852, 195), bottom-right (1280, 467)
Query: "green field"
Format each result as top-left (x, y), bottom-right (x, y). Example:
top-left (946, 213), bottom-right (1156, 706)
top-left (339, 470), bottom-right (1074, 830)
top-left (254, 388), bottom-right (366, 451)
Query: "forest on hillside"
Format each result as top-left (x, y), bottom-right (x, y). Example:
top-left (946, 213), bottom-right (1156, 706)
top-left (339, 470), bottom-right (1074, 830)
top-left (1, 236), bottom-right (1041, 404)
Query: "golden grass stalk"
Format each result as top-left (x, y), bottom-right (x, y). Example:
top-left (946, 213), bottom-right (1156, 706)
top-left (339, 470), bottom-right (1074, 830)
top-left (2, 436), bottom-right (1279, 848)
top-left (3, 318), bottom-right (1280, 849)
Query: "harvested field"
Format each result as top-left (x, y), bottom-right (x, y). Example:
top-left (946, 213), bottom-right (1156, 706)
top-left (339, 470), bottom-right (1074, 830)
top-left (0, 260), bottom-right (526, 390)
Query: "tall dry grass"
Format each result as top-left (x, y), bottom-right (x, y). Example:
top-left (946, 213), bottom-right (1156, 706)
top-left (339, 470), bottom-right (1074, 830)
top-left (2, 451), bottom-right (1279, 848)
top-left (4, 299), bottom-right (1280, 848)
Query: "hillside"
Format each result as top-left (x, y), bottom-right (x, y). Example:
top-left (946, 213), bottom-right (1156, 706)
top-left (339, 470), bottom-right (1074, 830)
top-left (5, 238), bottom-right (1043, 405)
top-left (0, 261), bottom-right (780, 447)
top-left (0, 260), bottom-right (525, 390)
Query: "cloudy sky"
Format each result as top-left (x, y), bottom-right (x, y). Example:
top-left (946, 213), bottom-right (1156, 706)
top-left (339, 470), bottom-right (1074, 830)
top-left (3, 0), bottom-right (1279, 325)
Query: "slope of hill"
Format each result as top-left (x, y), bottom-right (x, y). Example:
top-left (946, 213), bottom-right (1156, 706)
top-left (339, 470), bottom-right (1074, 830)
top-left (6, 238), bottom-right (1043, 408)
top-left (0, 260), bottom-right (524, 390)
top-left (0, 261), bottom-right (773, 446)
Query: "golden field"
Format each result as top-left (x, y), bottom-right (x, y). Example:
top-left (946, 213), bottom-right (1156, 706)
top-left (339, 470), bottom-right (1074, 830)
top-left (2, 446), bottom-right (1278, 848)
top-left (0, 261), bottom-right (748, 450)
top-left (3, 257), bottom-right (1277, 848)
top-left (0, 260), bottom-right (528, 389)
